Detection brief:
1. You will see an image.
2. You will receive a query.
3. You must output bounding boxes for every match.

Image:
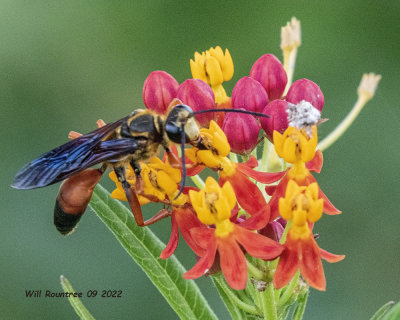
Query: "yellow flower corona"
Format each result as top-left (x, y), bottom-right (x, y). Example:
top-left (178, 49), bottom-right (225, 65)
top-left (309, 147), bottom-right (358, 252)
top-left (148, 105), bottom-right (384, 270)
top-left (190, 46), bottom-right (234, 103)
top-left (279, 180), bottom-right (323, 239)
top-left (189, 177), bottom-right (236, 237)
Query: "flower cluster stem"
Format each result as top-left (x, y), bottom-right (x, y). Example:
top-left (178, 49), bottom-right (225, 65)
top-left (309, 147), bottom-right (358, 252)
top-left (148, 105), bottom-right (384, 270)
top-left (260, 283), bottom-right (278, 320)
top-left (292, 291), bottom-right (309, 320)
top-left (278, 271), bottom-right (300, 307)
top-left (213, 274), bottom-right (261, 316)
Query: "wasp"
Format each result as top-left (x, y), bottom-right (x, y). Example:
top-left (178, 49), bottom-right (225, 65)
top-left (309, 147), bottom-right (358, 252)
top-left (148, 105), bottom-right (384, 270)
top-left (13, 102), bottom-right (268, 234)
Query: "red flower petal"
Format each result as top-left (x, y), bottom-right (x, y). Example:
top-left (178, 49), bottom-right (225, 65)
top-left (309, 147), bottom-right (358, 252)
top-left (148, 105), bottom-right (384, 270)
top-left (268, 174), bottom-right (289, 220)
top-left (319, 188), bottom-right (342, 215)
top-left (299, 237), bottom-right (326, 291)
top-left (243, 156), bottom-right (258, 168)
top-left (306, 149), bottom-right (323, 173)
top-left (175, 209), bottom-right (208, 256)
top-left (320, 248), bottom-right (345, 263)
top-left (190, 227), bottom-right (215, 250)
top-left (237, 163), bottom-right (286, 184)
top-left (273, 245), bottom-right (299, 289)
top-left (234, 226), bottom-right (284, 260)
top-left (184, 236), bottom-right (217, 280)
top-left (237, 206), bottom-right (271, 230)
top-left (160, 212), bottom-right (179, 259)
top-left (221, 172), bottom-right (267, 216)
top-left (298, 174), bottom-right (341, 215)
top-left (217, 236), bottom-right (248, 290)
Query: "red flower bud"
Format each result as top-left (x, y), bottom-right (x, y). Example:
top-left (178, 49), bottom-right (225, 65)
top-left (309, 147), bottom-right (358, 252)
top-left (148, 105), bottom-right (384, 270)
top-left (176, 79), bottom-right (216, 127)
top-left (286, 79), bottom-right (325, 111)
top-left (259, 218), bottom-right (286, 242)
top-left (260, 100), bottom-right (289, 141)
top-left (142, 71), bottom-right (179, 114)
top-left (249, 54), bottom-right (287, 101)
top-left (232, 77), bottom-right (269, 113)
top-left (221, 112), bottom-right (260, 155)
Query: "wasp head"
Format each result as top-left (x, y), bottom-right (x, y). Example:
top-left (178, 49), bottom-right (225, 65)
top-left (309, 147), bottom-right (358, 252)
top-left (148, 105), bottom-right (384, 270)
top-left (165, 104), bottom-right (200, 144)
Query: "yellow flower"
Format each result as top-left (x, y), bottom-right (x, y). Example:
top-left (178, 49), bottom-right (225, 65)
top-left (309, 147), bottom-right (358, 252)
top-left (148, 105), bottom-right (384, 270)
top-left (279, 180), bottom-right (323, 239)
top-left (109, 157), bottom-right (187, 206)
top-left (189, 177), bottom-right (236, 237)
top-left (190, 46), bottom-right (234, 103)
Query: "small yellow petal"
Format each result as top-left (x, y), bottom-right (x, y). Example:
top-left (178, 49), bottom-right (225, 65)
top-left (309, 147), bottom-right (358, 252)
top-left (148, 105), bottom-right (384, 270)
top-left (221, 181), bottom-right (236, 210)
top-left (273, 131), bottom-right (285, 158)
top-left (197, 150), bottom-right (222, 168)
top-left (190, 59), bottom-right (207, 82)
top-left (205, 56), bottom-right (224, 86)
top-left (282, 138), bottom-right (297, 163)
top-left (111, 188), bottom-right (127, 201)
top-left (279, 197), bottom-right (293, 220)
top-left (156, 170), bottom-right (177, 195)
top-left (308, 199), bottom-right (323, 222)
top-left (293, 209), bottom-right (307, 227)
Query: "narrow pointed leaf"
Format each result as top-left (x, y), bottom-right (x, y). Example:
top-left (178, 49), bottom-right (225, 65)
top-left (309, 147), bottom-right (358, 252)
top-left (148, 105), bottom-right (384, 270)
top-left (89, 184), bottom-right (217, 320)
top-left (60, 275), bottom-right (95, 320)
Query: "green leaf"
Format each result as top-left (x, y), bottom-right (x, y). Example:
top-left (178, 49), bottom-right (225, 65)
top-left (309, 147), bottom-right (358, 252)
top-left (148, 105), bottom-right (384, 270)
top-left (379, 301), bottom-right (400, 320)
top-left (369, 301), bottom-right (395, 320)
top-left (89, 184), bottom-right (217, 320)
top-left (60, 275), bottom-right (95, 320)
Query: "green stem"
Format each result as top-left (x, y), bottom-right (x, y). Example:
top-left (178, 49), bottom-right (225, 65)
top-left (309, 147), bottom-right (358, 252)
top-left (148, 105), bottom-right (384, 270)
top-left (190, 174), bottom-right (205, 189)
top-left (242, 154), bottom-right (250, 163)
top-left (278, 271), bottom-right (300, 307)
top-left (291, 291), bottom-right (309, 320)
top-left (60, 275), bottom-right (95, 320)
top-left (260, 283), bottom-right (277, 320)
top-left (247, 259), bottom-right (265, 280)
top-left (229, 152), bottom-right (239, 163)
top-left (258, 138), bottom-right (270, 172)
top-left (212, 276), bottom-right (246, 320)
top-left (213, 275), bottom-right (261, 316)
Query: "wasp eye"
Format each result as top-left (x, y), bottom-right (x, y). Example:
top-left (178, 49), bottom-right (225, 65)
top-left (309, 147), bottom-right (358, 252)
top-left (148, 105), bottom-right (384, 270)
top-left (165, 123), bottom-right (186, 143)
top-left (165, 104), bottom-right (194, 143)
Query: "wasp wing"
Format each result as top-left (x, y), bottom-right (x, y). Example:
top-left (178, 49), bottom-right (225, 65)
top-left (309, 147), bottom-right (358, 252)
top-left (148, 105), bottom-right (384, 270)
top-left (12, 117), bottom-right (138, 189)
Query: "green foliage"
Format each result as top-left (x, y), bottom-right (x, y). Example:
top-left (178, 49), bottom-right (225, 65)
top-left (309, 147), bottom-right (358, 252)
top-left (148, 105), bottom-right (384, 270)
top-left (60, 276), bottom-right (95, 320)
top-left (89, 184), bottom-right (217, 320)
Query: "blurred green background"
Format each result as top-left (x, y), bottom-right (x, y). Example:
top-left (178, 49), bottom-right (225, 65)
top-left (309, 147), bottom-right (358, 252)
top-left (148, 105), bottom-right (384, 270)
top-left (1, 1), bottom-right (399, 319)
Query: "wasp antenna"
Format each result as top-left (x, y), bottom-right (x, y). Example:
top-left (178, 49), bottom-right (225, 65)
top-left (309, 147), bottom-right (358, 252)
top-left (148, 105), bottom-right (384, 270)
top-left (174, 125), bottom-right (187, 200)
top-left (193, 108), bottom-right (270, 118)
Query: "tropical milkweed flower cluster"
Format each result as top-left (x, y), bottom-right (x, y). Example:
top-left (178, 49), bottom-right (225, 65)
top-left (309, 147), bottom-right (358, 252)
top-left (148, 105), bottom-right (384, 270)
top-left (107, 17), bottom-right (381, 318)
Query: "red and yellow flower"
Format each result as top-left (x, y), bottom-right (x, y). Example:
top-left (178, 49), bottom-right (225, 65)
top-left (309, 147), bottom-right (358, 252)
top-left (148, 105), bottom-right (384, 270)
top-left (184, 177), bottom-right (284, 290)
top-left (273, 180), bottom-right (345, 290)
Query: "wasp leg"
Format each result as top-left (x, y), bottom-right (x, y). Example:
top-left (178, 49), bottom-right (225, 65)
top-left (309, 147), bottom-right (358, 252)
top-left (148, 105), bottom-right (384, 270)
top-left (165, 148), bottom-right (181, 168)
top-left (129, 160), bottom-right (144, 194)
top-left (114, 166), bottom-right (144, 227)
top-left (143, 208), bottom-right (171, 226)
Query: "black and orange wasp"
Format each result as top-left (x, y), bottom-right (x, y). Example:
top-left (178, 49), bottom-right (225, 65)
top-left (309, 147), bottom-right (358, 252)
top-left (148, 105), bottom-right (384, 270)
top-left (13, 103), bottom-right (268, 234)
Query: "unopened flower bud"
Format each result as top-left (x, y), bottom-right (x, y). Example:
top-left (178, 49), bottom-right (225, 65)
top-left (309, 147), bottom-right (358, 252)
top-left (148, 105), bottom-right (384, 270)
top-left (260, 99), bottom-right (289, 141)
top-left (221, 112), bottom-right (260, 155)
top-left (259, 218), bottom-right (286, 242)
top-left (176, 79), bottom-right (216, 127)
top-left (232, 77), bottom-right (269, 113)
top-left (143, 71), bottom-right (179, 114)
top-left (249, 54), bottom-right (287, 101)
top-left (286, 79), bottom-right (324, 111)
